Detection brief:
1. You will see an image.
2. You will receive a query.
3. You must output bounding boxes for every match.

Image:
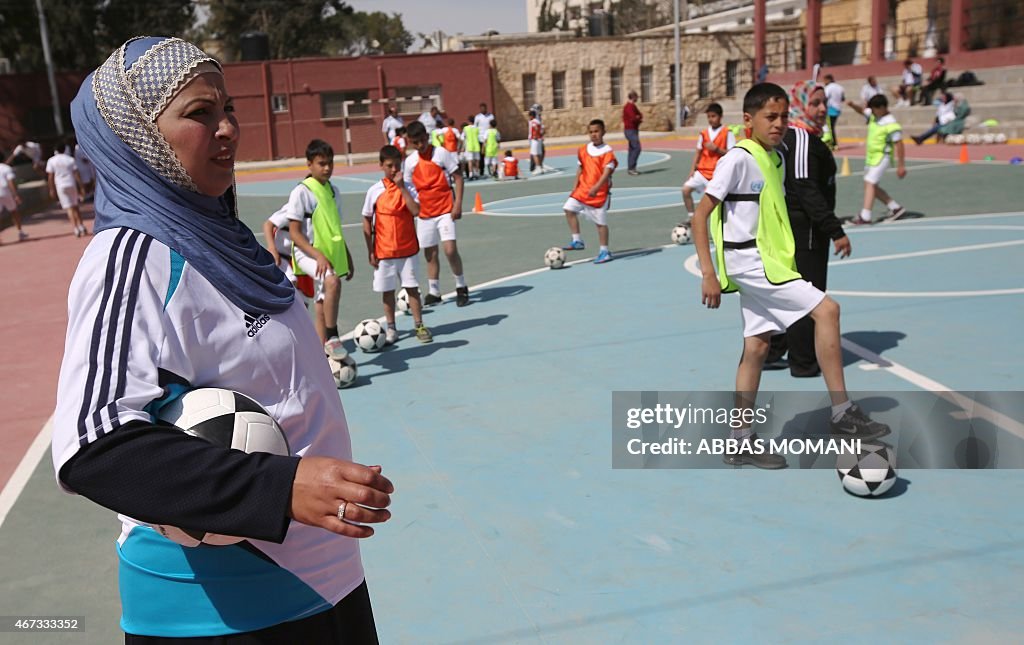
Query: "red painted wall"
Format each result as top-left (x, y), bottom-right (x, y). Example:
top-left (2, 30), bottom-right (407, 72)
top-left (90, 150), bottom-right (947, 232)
top-left (224, 50), bottom-right (494, 161)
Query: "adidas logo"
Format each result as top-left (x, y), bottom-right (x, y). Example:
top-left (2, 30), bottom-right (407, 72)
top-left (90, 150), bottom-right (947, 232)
top-left (244, 311), bottom-right (271, 338)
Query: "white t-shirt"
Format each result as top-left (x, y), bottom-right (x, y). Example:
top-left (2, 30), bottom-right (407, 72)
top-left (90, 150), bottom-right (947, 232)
top-left (283, 180), bottom-right (342, 254)
top-left (267, 207), bottom-right (293, 256)
top-left (860, 83), bottom-right (883, 104)
top-left (46, 153), bottom-right (78, 190)
top-left (705, 147), bottom-right (785, 244)
top-left (402, 147), bottom-right (460, 203)
top-left (13, 141), bottom-right (42, 165)
top-left (0, 163), bottom-right (15, 198)
top-left (474, 112), bottom-right (494, 141)
top-left (696, 125), bottom-right (736, 151)
top-left (418, 112), bottom-right (439, 132)
top-left (52, 230), bottom-right (364, 632)
top-left (824, 82), bottom-right (845, 111)
top-left (381, 114), bottom-right (403, 140)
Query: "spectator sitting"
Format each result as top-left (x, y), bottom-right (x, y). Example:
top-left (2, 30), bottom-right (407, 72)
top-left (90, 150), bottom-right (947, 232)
top-left (912, 92), bottom-right (955, 144)
top-left (892, 59), bottom-right (922, 107)
top-left (920, 57), bottom-right (947, 105)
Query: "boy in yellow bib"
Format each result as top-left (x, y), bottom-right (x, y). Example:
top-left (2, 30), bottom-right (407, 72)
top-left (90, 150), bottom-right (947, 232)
top-left (692, 83), bottom-right (889, 469)
top-left (286, 139), bottom-right (354, 359)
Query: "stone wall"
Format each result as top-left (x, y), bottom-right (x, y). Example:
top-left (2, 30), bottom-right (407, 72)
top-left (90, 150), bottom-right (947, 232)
top-left (481, 28), bottom-right (803, 140)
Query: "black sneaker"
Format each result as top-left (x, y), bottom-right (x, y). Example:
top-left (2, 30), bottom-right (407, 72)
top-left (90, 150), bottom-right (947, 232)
top-left (722, 434), bottom-right (788, 469)
top-left (424, 293), bottom-right (443, 306)
top-left (830, 404), bottom-right (891, 440)
top-left (455, 286), bottom-right (470, 307)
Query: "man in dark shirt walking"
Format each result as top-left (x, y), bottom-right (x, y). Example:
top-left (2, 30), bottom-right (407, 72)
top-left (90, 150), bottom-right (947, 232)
top-left (623, 91), bottom-right (643, 175)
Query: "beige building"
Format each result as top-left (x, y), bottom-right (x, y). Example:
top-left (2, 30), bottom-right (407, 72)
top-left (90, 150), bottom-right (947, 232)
top-left (460, 26), bottom-right (802, 140)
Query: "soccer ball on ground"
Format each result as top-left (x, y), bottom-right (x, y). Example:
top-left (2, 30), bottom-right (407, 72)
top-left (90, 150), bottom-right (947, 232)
top-left (396, 288), bottom-right (411, 315)
top-left (671, 225), bottom-right (691, 245)
top-left (154, 388), bottom-right (290, 546)
top-left (966, 133), bottom-right (981, 145)
top-left (994, 133), bottom-right (1008, 144)
top-left (544, 247), bottom-right (566, 269)
top-left (836, 442), bottom-right (898, 497)
top-left (330, 355), bottom-right (358, 389)
top-left (945, 134), bottom-right (963, 145)
top-left (353, 318), bottom-right (387, 352)
top-left (981, 133), bottom-right (996, 144)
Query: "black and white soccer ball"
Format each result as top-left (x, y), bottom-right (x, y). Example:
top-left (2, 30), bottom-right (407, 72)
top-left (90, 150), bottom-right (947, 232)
top-left (396, 288), bottom-right (411, 315)
top-left (353, 318), bottom-right (387, 352)
top-left (330, 354), bottom-right (358, 389)
top-left (544, 247), bottom-right (566, 269)
top-left (154, 388), bottom-right (290, 546)
top-left (836, 443), bottom-right (897, 497)
top-left (671, 225), bottom-right (691, 245)
top-left (994, 133), bottom-right (1007, 144)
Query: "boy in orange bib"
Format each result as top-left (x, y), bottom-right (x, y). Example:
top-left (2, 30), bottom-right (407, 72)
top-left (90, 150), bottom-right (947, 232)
top-left (500, 150), bottom-right (519, 180)
top-left (561, 119), bottom-right (617, 264)
top-left (362, 145), bottom-right (432, 344)
top-left (681, 102), bottom-right (734, 224)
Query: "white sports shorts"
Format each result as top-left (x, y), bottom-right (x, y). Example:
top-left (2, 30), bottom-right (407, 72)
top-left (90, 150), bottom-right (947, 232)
top-left (57, 185), bottom-right (80, 210)
top-left (529, 140), bottom-right (544, 156)
top-left (277, 254), bottom-right (296, 284)
top-left (416, 213), bottom-right (457, 248)
top-left (372, 255), bottom-right (420, 293)
top-left (293, 252), bottom-right (337, 303)
top-left (725, 248), bottom-right (826, 338)
top-left (563, 196), bottom-right (609, 226)
top-left (863, 157), bottom-right (890, 185)
top-left (462, 151), bottom-right (480, 161)
top-left (0, 193), bottom-right (16, 213)
top-left (683, 171), bottom-right (711, 191)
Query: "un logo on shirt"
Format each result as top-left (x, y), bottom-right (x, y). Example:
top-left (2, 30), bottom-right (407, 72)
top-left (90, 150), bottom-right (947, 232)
top-left (751, 180), bottom-right (764, 192)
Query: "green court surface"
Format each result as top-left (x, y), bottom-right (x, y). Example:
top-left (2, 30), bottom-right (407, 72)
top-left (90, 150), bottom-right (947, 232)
top-left (3, 147), bottom-right (1023, 644)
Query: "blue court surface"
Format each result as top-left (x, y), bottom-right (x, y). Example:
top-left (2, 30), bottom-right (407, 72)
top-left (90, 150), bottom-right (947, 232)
top-left (5, 149), bottom-right (1024, 644)
top-left (338, 210), bottom-right (1024, 643)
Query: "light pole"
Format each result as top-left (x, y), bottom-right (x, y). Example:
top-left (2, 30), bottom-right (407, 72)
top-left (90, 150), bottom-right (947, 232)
top-left (34, 0), bottom-right (64, 137)
top-left (674, 0), bottom-right (681, 129)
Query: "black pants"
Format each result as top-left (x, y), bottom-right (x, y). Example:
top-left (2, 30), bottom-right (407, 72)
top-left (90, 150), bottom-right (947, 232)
top-left (125, 580), bottom-right (377, 645)
top-left (769, 245), bottom-right (829, 376)
top-left (827, 114), bottom-right (838, 146)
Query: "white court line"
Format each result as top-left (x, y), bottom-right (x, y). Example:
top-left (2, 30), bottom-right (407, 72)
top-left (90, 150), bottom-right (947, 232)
top-left (0, 416), bottom-right (53, 530)
top-left (837, 238), bottom-right (1024, 266)
top-left (841, 339), bottom-right (1024, 441)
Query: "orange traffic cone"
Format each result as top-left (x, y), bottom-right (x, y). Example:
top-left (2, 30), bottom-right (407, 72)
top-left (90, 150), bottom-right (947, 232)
top-left (473, 192), bottom-right (484, 213)
top-left (959, 143), bottom-right (970, 164)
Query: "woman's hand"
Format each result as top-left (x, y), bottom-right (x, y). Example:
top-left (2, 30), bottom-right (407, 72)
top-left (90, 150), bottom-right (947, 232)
top-left (290, 457), bottom-right (394, 539)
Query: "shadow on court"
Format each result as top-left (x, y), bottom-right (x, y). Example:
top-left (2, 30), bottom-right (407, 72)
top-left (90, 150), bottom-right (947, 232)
top-left (613, 247), bottom-right (665, 261)
top-left (471, 284), bottom-right (533, 304)
top-left (356, 314), bottom-right (509, 381)
top-left (842, 330), bottom-right (907, 366)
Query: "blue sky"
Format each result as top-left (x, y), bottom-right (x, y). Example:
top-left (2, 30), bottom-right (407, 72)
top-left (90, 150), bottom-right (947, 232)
top-left (344, 0), bottom-right (529, 41)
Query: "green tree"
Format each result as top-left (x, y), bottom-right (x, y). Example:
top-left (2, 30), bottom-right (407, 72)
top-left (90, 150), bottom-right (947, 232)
top-left (0, 0), bottom-right (99, 73)
top-left (609, 0), bottom-right (669, 35)
top-left (205, 0), bottom-right (358, 61)
top-left (334, 11), bottom-right (414, 56)
top-left (96, 0), bottom-right (197, 54)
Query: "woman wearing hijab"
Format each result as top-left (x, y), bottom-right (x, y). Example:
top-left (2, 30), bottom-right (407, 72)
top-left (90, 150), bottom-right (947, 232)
top-left (765, 81), bottom-right (852, 378)
top-left (52, 37), bottom-right (392, 643)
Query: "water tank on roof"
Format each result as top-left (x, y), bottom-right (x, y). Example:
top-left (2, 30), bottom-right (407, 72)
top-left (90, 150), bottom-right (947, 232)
top-left (240, 32), bottom-right (270, 61)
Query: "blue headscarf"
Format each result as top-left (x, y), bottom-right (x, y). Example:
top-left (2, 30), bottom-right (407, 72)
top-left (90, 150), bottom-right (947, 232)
top-left (70, 37), bottom-right (294, 315)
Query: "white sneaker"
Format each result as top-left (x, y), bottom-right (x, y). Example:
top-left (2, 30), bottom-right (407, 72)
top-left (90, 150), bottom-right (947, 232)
top-left (384, 328), bottom-right (398, 346)
top-left (17, 231), bottom-right (28, 241)
top-left (324, 337), bottom-right (348, 360)
top-left (74, 228), bottom-right (82, 238)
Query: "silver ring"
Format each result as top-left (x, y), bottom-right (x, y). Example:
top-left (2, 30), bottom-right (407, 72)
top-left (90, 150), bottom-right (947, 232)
top-left (337, 502), bottom-right (347, 521)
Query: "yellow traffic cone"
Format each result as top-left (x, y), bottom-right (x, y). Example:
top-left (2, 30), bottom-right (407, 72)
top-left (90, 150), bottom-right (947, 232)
top-left (840, 156), bottom-right (851, 177)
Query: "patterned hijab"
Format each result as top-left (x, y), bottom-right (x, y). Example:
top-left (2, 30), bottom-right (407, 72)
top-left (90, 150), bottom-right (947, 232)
top-left (788, 80), bottom-right (824, 136)
top-left (70, 37), bottom-right (294, 315)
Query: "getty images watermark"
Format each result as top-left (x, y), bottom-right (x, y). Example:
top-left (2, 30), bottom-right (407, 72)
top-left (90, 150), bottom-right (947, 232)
top-left (611, 391), bottom-right (1024, 469)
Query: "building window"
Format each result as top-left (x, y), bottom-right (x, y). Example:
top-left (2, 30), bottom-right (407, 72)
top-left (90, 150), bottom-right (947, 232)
top-left (726, 60), bottom-right (739, 97)
top-left (271, 94), bottom-right (288, 113)
top-left (582, 69), bottom-right (595, 107)
top-left (552, 71), bottom-right (566, 109)
top-left (522, 73), bottom-right (537, 109)
top-left (669, 65), bottom-right (676, 104)
top-left (698, 62), bottom-right (711, 99)
top-left (610, 67), bottom-right (623, 104)
top-left (640, 65), bottom-right (653, 102)
top-left (321, 90), bottom-right (370, 119)
top-left (394, 85), bottom-right (441, 116)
